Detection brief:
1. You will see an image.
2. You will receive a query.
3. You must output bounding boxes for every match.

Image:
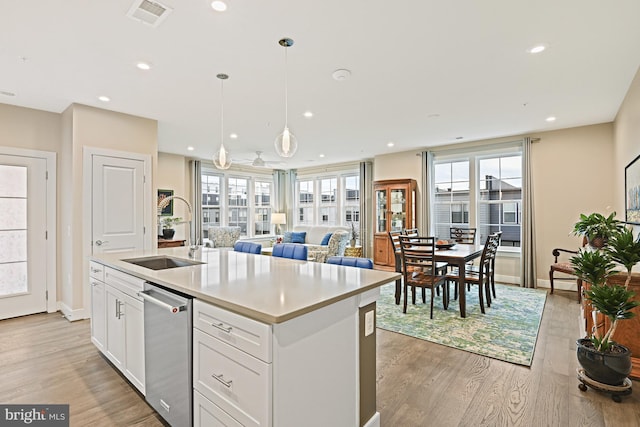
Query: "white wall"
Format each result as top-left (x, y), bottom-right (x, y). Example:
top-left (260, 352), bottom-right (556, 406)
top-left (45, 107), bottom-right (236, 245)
top-left (157, 153), bottom-right (189, 240)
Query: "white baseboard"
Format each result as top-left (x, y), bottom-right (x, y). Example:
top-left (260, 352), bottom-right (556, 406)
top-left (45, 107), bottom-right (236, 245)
top-left (363, 412), bottom-right (380, 427)
top-left (536, 278), bottom-right (579, 293)
top-left (59, 303), bottom-right (87, 322)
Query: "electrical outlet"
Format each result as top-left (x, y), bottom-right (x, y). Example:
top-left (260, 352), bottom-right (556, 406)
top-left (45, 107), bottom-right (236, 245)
top-left (365, 310), bottom-right (374, 336)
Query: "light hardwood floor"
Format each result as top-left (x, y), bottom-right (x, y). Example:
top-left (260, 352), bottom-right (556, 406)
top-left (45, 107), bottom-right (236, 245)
top-left (0, 289), bottom-right (638, 426)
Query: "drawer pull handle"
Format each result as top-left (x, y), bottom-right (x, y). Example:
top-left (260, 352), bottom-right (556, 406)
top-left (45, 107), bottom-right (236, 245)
top-left (212, 322), bottom-right (233, 334)
top-left (212, 373), bottom-right (233, 388)
top-left (91, 268), bottom-right (101, 273)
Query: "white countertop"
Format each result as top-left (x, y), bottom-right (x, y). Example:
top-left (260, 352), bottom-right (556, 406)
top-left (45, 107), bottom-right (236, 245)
top-left (91, 247), bottom-right (400, 324)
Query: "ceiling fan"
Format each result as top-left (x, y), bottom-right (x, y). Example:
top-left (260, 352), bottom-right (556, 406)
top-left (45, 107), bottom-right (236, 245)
top-left (238, 151), bottom-right (285, 168)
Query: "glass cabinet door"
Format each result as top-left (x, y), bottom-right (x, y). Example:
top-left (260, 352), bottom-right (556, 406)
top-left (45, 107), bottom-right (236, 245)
top-left (389, 188), bottom-right (406, 232)
top-left (375, 189), bottom-right (387, 233)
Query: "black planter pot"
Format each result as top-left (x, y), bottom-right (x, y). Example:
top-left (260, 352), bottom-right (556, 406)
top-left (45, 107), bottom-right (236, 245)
top-left (162, 228), bottom-right (175, 239)
top-left (576, 338), bottom-right (632, 386)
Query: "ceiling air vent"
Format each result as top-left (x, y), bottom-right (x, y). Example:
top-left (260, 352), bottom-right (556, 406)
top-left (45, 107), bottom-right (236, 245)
top-left (127, 0), bottom-right (173, 27)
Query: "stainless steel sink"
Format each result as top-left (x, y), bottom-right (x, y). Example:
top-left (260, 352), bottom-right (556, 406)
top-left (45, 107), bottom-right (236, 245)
top-left (122, 255), bottom-right (204, 270)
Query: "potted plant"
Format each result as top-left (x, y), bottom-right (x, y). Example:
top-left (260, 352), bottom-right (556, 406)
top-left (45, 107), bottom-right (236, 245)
top-left (572, 212), bottom-right (624, 248)
top-left (570, 226), bottom-right (640, 386)
top-left (161, 216), bottom-right (182, 239)
top-left (349, 222), bottom-right (358, 248)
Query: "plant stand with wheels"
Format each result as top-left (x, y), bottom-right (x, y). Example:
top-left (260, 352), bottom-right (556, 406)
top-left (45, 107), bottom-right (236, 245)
top-left (577, 368), bottom-right (633, 402)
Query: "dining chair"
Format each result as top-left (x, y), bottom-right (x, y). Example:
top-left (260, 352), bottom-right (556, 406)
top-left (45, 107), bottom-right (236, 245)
top-left (388, 231), bottom-right (404, 304)
top-left (326, 256), bottom-right (374, 269)
top-left (446, 232), bottom-right (501, 314)
top-left (398, 235), bottom-right (449, 318)
top-left (549, 237), bottom-right (586, 303)
top-left (233, 241), bottom-right (262, 254)
top-left (449, 227), bottom-right (477, 244)
top-left (271, 243), bottom-right (308, 260)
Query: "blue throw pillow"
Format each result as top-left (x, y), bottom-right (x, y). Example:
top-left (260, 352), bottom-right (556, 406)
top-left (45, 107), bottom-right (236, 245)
top-left (320, 232), bottom-right (332, 245)
top-left (283, 231), bottom-right (293, 243)
top-left (291, 231), bottom-right (306, 244)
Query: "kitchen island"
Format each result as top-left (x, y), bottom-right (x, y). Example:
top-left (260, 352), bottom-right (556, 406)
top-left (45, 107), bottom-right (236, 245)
top-left (90, 247), bottom-right (400, 427)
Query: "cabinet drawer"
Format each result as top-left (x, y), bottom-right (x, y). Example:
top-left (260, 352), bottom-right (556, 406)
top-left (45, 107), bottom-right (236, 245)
top-left (194, 390), bottom-right (243, 427)
top-left (89, 261), bottom-right (105, 281)
top-left (193, 329), bottom-right (272, 427)
top-left (105, 267), bottom-right (145, 299)
top-left (194, 299), bottom-right (271, 362)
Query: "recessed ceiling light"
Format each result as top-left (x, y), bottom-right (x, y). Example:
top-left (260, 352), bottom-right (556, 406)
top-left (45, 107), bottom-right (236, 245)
top-left (387, 142), bottom-right (394, 147)
top-left (229, 133), bottom-right (238, 139)
top-left (0, 90), bottom-right (16, 97)
top-left (187, 146), bottom-right (195, 151)
top-left (319, 154), bottom-right (325, 158)
top-left (98, 95), bottom-right (110, 102)
top-left (546, 116), bottom-right (556, 122)
top-left (136, 62), bottom-right (151, 70)
top-left (303, 111), bottom-right (313, 118)
top-left (211, 1), bottom-right (227, 11)
top-left (527, 44), bottom-right (547, 54)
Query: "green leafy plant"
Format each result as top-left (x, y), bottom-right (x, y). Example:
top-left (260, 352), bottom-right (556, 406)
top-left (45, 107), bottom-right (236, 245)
top-left (605, 227), bottom-right (640, 289)
top-left (571, 212), bottom-right (624, 248)
top-left (349, 222), bottom-right (358, 241)
top-left (570, 225), bottom-right (640, 352)
top-left (161, 216), bottom-right (182, 229)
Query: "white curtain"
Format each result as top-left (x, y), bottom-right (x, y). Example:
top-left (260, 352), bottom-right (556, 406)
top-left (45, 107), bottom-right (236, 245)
top-left (521, 137), bottom-right (537, 288)
top-left (360, 161), bottom-right (374, 258)
top-left (421, 151), bottom-right (434, 236)
top-left (190, 160), bottom-right (202, 244)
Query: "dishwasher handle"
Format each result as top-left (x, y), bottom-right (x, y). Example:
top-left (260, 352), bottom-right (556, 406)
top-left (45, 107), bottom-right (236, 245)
top-left (139, 290), bottom-right (186, 314)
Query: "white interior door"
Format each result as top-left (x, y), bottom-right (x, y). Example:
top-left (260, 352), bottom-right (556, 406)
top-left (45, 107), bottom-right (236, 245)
top-left (0, 155), bottom-right (47, 320)
top-left (92, 155), bottom-right (145, 254)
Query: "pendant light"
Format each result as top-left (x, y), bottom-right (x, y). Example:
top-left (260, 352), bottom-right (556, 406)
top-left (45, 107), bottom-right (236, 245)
top-left (213, 73), bottom-right (232, 170)
top-left (274, 38), bottom-right (298, 158)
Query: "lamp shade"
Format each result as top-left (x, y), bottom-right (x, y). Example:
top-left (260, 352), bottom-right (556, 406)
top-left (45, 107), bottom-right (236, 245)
top-left (271, 213), bottom-right (286, 225)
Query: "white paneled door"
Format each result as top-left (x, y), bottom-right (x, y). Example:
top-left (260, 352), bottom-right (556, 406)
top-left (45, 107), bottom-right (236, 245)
top-left (0, 155), bottom-right (47, 320)
top-left (92, 155), bottom-right (145, 254)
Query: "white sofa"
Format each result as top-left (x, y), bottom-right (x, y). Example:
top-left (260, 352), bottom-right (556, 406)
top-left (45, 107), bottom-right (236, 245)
top-left (289, 225), bottom-right (351, 262)
top-left (291, 225), bottom-right (350, 245)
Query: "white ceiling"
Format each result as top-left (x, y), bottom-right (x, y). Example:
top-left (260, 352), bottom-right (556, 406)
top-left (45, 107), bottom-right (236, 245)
top-left (2, 0), bottom-right (640, 169)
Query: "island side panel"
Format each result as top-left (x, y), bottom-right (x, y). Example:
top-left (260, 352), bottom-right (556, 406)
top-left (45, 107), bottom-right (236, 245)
top-left (272, 296), bottom-right (359, 427)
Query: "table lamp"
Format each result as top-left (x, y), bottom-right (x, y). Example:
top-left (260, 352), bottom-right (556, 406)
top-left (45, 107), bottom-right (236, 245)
top-left (271, 213), bottom-right (286, 236)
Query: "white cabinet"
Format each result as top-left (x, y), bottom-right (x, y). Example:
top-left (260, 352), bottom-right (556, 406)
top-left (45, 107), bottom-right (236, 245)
top-left (89, 262), bottom-right (145, 395)
top-left (193, 299), bottom-right (272, 427)
top-left (89, 262), bottom-right (106, 352)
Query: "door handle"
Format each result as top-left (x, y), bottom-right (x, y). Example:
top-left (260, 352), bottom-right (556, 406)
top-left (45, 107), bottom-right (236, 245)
top-left (95, 239), bottom-right (108, 246)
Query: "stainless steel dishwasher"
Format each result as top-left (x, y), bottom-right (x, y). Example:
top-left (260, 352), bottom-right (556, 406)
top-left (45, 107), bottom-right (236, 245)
top-left (139, 282), bottom-right (193, 427)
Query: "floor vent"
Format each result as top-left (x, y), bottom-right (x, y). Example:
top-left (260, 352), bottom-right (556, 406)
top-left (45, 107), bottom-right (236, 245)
top-left (126, 0), bottom-right (173, 27)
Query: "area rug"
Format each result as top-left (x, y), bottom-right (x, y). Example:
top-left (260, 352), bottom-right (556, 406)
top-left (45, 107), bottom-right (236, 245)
top-left (376, 282), bottom-right (547, 366)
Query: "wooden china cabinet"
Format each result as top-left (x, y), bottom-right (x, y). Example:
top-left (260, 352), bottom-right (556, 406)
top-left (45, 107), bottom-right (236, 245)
top-left (373, 179), bottom-right (416, 268)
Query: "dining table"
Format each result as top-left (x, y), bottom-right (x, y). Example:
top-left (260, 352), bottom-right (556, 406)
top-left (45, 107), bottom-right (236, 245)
top-left (394, 243), bottom-right (484, 318)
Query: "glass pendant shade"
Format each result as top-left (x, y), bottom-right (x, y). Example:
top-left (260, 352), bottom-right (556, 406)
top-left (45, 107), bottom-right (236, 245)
top-left (213, 142), bottom-right (231, 169)
top-left (213, 73), bottom-right (232, 170)
top-left (274, 126), bottom-right (298, 158)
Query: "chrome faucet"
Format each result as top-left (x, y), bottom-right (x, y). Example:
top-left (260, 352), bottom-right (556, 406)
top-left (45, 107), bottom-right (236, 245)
top-left (157, 195), bottom-right (197, 256)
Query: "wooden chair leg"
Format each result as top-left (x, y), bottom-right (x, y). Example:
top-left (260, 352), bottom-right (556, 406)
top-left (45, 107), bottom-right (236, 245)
top-left (549, 269), bottom-right (554, 294)
top-left (442, 283), bottom-right (449, 310)
top-left (403, 283), bottom-right (409, 313)
top-left (577, 279), bottom-right (582, 304)
top-left (478, 283), bottom-right (485, 314)
top-left (429, 288), bottom-right (434, 319)
top-left (422, 288), bottom-right (426, 304)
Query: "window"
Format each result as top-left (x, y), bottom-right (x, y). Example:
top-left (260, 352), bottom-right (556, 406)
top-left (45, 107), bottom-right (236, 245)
top-left (297, 180), bottom-right (314, 224)
top-left (433, 160), bottom-right (470, 238)
top-left (294, 169), bottom-right (360, 232)
top-left (431, 147), bottom-right (522, 248)
top-left (200, 167), bottom-right (274, 239)
top-left (254, 180), bottom-right (272, 235)
top-left (202, 173), bottom-right (221, 238)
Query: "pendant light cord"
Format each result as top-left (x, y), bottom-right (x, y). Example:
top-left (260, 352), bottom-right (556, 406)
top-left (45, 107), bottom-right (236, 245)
top-left (284, 46), bottom-right (289, 128)
top-left (220, 77), bottom-right (224, 146)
